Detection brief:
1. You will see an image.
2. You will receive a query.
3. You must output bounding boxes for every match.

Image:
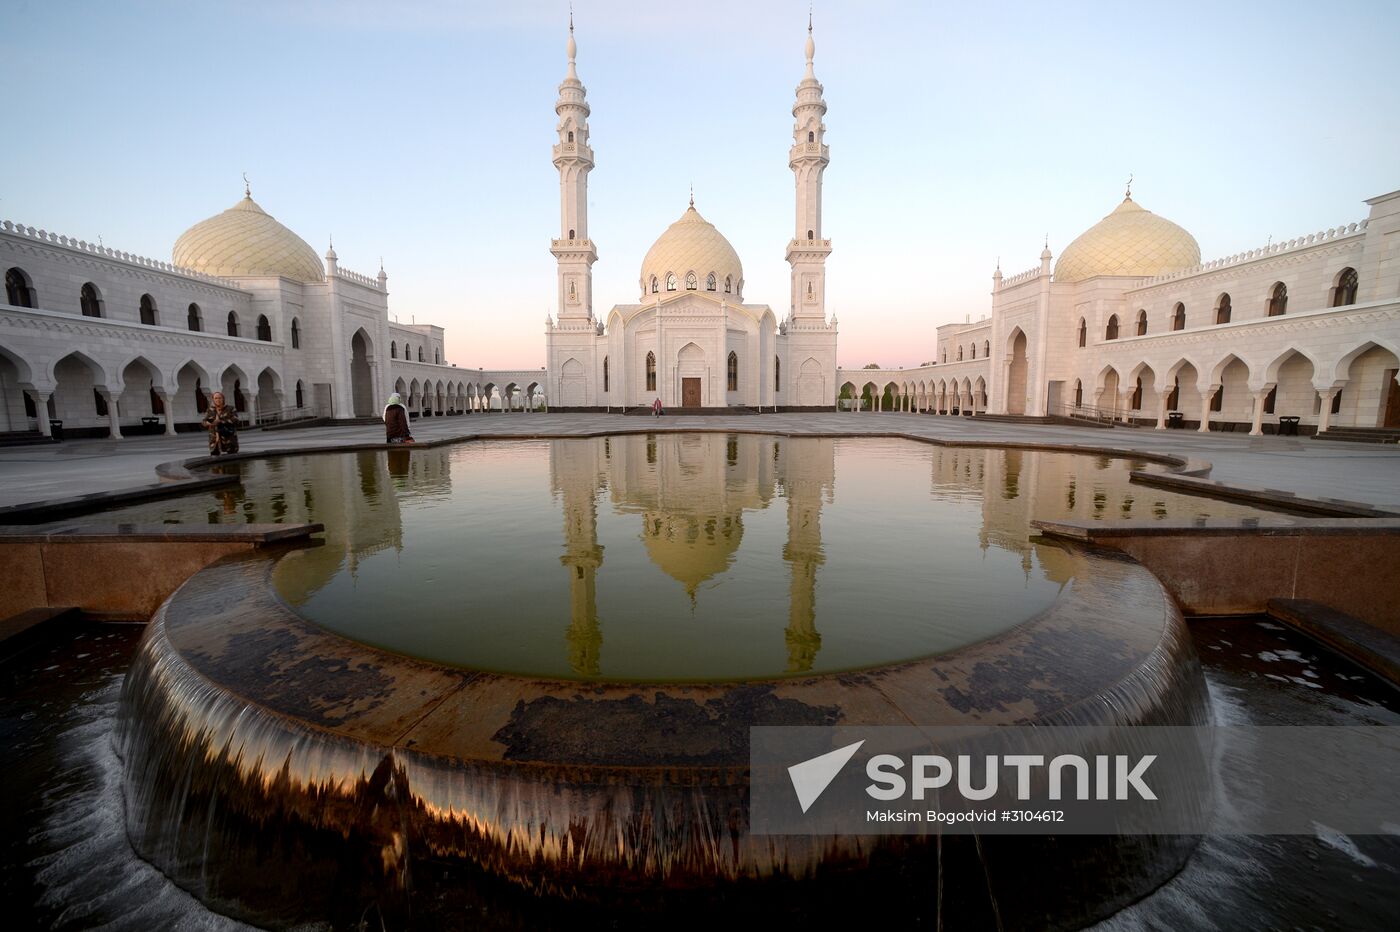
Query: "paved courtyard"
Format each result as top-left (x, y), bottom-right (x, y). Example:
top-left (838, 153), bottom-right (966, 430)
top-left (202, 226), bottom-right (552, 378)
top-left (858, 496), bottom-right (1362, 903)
top-left (2, 412), bottom-right (1399, 511)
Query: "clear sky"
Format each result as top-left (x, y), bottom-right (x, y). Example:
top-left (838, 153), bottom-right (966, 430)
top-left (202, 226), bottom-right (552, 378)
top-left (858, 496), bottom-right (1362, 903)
top-left (3, 0), bottom-right (1397, 369)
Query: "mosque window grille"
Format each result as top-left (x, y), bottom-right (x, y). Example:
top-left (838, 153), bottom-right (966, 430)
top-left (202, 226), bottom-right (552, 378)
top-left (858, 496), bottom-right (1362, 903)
top-left (651, 275), bottom-right (659, 294)
top-left (5, 267), bottom-right (36, 308)
top-left (666, 273), bottom-right (677, 292)
top-left (1332, 268), bottom-right (1358, 307)
top-left (706, 272), bottom-right (716, 291)
top-left (81, 283), bottom-right (105, 319)
top-left (724, 275), bottom-right (732, 294)
top-left (686, 271), bottom-right (698, 290)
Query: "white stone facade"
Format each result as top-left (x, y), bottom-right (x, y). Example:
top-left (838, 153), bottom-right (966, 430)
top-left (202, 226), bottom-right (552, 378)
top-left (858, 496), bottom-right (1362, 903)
top-left (544, 23), bottom-right (839, 410)
top-left (838, 190), bottom-right (1400, 433)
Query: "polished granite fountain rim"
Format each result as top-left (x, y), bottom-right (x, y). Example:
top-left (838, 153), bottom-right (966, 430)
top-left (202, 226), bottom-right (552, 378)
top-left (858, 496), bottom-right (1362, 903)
top-left (153, 538), bottom-right (1186, 774)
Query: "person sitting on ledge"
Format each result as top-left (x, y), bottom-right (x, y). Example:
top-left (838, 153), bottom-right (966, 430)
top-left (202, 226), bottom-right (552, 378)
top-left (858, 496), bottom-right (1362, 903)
top-left (201, 391), bottom-right (240, 456)
top-left (384, 392), bottom-right (414, 444)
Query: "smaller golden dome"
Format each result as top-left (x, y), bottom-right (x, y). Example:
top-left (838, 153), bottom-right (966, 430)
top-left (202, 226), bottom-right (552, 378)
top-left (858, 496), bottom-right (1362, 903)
top-left (639, 203), bottom-right (744, 301)
top-left (173, 195), bottom-right (325, 283)
top-left (1054, 196), bottom-right (1200, 283)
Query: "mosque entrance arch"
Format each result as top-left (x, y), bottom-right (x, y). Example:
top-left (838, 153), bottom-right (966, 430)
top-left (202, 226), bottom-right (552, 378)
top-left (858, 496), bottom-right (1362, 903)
top-left (350, 329), bottom-right (373, 417)
top-left (1005, 328), bottom-right (1028, 415)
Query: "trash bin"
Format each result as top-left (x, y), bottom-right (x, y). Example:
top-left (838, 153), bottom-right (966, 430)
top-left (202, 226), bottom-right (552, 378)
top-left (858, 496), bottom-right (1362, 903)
top-left (48, 419), bottom-right (63, 441)
top-left (1278, 416), bottom-right (1300, 436)
top-left (1167, 412), bottom-right (1185, 429)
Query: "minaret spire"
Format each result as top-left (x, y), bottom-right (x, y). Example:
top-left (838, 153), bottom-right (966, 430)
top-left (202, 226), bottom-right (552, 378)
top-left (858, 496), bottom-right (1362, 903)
top-left (550, 9), bottom-right (598, 326)
top-left (786, 15), bottom-right (831, 321)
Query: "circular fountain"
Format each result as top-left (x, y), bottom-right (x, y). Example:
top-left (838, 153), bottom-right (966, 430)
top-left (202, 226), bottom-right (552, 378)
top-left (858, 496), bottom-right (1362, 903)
top-left (115, 434), bottom-right (1215, 929)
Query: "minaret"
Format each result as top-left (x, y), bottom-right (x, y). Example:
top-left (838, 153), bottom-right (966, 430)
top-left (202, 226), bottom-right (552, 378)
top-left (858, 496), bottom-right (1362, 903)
top-left (550, 13), bottom-right (597, 325)
top-left (786, 15), bottom-right (832, 321)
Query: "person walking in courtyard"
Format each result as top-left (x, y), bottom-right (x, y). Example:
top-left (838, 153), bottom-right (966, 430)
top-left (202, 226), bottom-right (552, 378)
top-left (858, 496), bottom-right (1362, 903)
top-left (384, 392), bottom-right (414, 443)
top-left (652, 396), bottom-right (663, 418)
top-left (201, 391), bottom-right (240, 456)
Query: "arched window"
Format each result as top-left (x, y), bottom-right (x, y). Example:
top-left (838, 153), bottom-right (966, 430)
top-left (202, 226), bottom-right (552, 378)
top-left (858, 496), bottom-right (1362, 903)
top-left (435, 347), bottom-right (441, 364)
top-left (81, 283), bottom-right (104, 318)
top-left (1267, 282), bottom-right (1288, 317)
top-left (1172, 303), bottom-right (1186, 331)
top-left (291, 317), bottom-right (300, 348)
top-left (1332, 268), bottom-right (1359, 307)
top-left (140, 294), bottom-right (158, 326)
top-left (650, 275), bottom-right (659, 294)
top-left (775, 356), bottom-right (781, 392)
top-left (1215, 294), bottom-right (1231, 325)
top-left (1105, 315), bottom-right (1119, 340)
top-left (567, 130), bottom-right (574, 143)
top-left (727, 351), bottom-right (738, 391)
top-left (807, 229), bottom-right (814, 240)
top-left (256, 314), bottom-right (272, 341)
top-left (645, 351), bottom-right (656, 391)
top-left (685, 271), bottom-right (698, 290)
top-left (391, 341), bottom-right (398, 359)
top-left (5, 268), bottom-right (36, 308)
top-left (295, 380), bottom-right (305, 408)
top-left (1135, 309), bottom-right (1147, 336)
top-left (706, 272), bottom-right (716, 291)
top-left (970, 343), bottom-right (976, 359)
top-left (418, 346), bottom-right (424, 361)
top-left (568, 228), bottom-right (575, 240)
top-left (187, 302), bottom-right (201, 331)
top-left (984, 340), bottom-right (990, 358)
top-left (724, 275), bottom-right (732, 294)
top-left (807, 131), bottom-right (814, 142)
top-left (1077, 318), bottom-right (1087, 347)
top-left (957, 346), bottom-right (964, 361)
top-left (603, 356), bottom-right (610, 392)
top-left (226, 311), bottom-right (239, 337)
top-left (666, 272), bottom-right (677, 291)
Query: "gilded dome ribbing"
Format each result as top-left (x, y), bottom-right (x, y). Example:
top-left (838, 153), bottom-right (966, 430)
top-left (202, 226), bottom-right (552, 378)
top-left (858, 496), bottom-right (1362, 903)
top-left (173, 195), bottom-right (325, 283)
top-left (1054, 196), bottom-right (1199, 283)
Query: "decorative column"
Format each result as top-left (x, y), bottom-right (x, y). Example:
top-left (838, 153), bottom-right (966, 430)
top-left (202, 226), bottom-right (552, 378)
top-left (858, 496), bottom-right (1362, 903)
top-left (100, 388), bottom-right (122, 439)
top-left (27, 390), bottom-right (52, 437)
top-left (1154, 390), bottom-right (1168, 430)
top-left (1198, 386), bottom-right (1215, 433)
top-left (1249, 389), bottom-right (1269, 436)
top-left (156, 388), bottom-right (176, 436)
top-left (1317, 388), bottom-right (1339, 433)
top-left (1120, 391), bottom-right (1133, 424)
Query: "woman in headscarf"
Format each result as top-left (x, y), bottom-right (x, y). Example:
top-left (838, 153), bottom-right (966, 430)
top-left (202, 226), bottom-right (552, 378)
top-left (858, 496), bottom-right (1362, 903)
top-left (201, 391), bottom-right (240, 456)
top-left (384, 392), bottom-right (414, 444)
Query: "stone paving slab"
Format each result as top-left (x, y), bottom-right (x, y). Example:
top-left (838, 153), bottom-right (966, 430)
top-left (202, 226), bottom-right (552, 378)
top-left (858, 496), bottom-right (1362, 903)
top-left (2, 413), bottom-right (1399, 510)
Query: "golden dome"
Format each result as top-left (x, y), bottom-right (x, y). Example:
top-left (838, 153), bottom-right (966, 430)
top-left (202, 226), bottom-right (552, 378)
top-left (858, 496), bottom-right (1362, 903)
top-left (173, 195), bottom-right (325, 282)
top-left (1053, 196), bottom-right (1199, 283)
top-left (639, 203), bottom-right (743, 301)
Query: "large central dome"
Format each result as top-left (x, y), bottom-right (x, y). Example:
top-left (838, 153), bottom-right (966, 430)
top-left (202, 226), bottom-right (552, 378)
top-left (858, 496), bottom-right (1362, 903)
top-left (173, 194), bottom-right (325, 283)
top-left (639, 203), bottom-right (744, 301)
top-left (1054, 195), bottom-right (1200, 283)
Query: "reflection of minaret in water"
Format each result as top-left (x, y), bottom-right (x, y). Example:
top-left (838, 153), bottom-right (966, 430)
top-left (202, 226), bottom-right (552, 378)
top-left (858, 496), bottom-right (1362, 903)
top-left (554, 444), bottom-right (604, 676)
top-left (780, 437), bottom-right (834, 673)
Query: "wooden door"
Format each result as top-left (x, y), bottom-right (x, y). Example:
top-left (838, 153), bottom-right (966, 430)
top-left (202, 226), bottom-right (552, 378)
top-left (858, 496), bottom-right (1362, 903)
top-left (682, 378), bottom-right (701, 407)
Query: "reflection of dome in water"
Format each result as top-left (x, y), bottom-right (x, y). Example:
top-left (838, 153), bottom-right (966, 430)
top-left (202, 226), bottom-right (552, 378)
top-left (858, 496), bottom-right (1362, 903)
top-left (639, 202), bottom-right (744, 300)
top-left (641, 511), bottom-right (743, 596)
top-left (1053, 195), bottom-right (1199, 283)
top-left (173, 193), bottom-right (325, 282)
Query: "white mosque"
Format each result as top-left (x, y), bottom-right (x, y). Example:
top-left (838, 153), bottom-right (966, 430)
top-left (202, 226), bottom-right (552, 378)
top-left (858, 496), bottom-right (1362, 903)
top-left (1, 18), bottom-right (1398, 438)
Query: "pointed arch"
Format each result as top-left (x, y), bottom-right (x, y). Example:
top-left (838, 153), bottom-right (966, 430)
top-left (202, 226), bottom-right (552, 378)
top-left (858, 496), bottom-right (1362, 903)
top-left (645, 351), bottom-right (657, 392)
